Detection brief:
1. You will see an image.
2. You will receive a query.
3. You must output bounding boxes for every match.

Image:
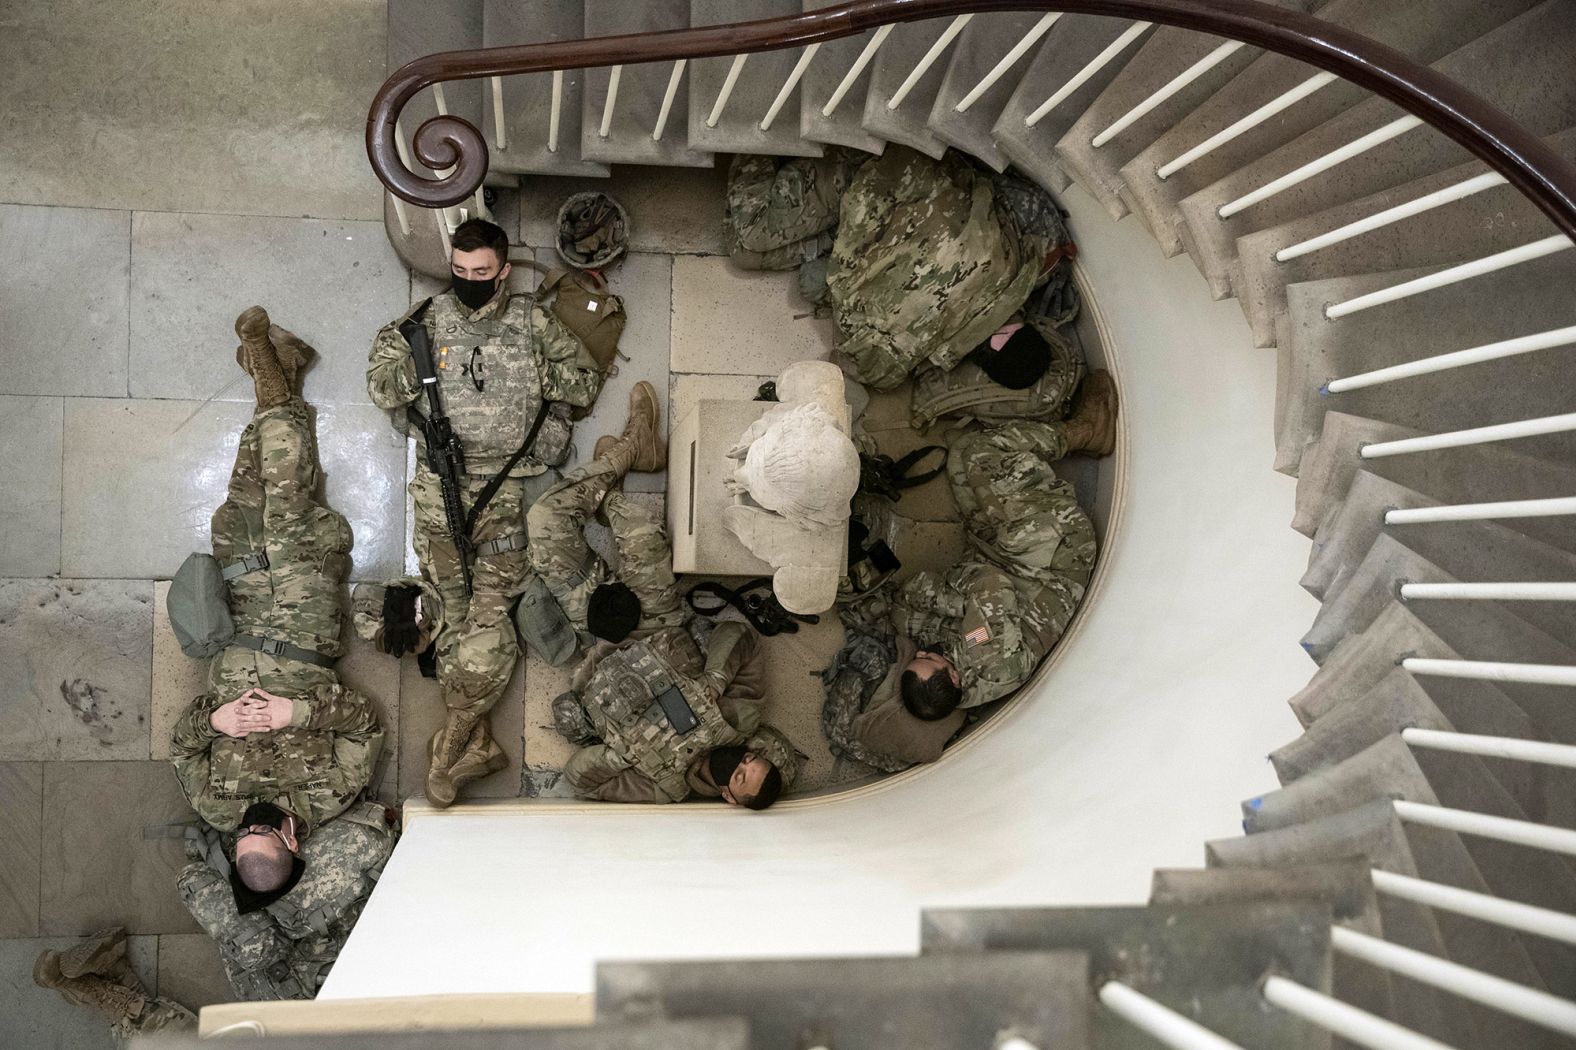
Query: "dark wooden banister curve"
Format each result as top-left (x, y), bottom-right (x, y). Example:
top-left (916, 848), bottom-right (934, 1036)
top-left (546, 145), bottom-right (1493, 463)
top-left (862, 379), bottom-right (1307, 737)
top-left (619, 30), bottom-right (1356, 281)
top-left (367, 0), bottom-right (1576, 241)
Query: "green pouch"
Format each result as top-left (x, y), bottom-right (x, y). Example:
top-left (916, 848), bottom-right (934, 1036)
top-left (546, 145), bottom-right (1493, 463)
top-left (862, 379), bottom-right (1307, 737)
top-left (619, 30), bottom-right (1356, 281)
top-left (512, 573), bottom-right (578, 667)
top-left (168, 553), bottom-right (236, 659)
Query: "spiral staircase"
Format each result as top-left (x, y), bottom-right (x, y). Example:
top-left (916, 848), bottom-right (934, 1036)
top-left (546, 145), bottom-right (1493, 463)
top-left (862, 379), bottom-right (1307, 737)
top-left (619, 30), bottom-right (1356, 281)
top-left (195, 1), bottom-right (1576, 1046)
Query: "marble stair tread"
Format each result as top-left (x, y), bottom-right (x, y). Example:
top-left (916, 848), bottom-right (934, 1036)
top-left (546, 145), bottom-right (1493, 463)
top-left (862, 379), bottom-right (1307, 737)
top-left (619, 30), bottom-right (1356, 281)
top-left (991, 16), bottom-right (1153, 196)
top-left (1051, 19), bottom-right (1283, 222)
top-left (859, 16), bottom-right (955, 158)
top-left (1302, 533), bottom-right (1452, 661)
top-left (596, 951), bottom-right (1093, 1050)
top-left (1289, 601), bottom-right (1455, 726)
top-left (1235, 126), bottom-right (1576, 348)
top-left (161, 1020), bottom-right (754, 1050)
top-left (1118, 0), bottom-right (1544, 263)
top-left (579, 0), bottom-right (713, 168)
top-left (482, 0), bottom-right (609, 177)
top-left (686, 0), bottom-right (825, 158)
top-left (1301, 471), bottom-right (1435, 599)
top-left (1175, 0), bottom-right (1576, 299)
top-left (1274, 251), bottom-right (1576, 477)
top-left (921, 901), bottom-right (1332, 1050)
top-left (798, 0), bottom-right (886, 154)
top-left (1272, 667), bottom-right (1456, 783)
top-left (924, 12), bottom-right (1055, 172)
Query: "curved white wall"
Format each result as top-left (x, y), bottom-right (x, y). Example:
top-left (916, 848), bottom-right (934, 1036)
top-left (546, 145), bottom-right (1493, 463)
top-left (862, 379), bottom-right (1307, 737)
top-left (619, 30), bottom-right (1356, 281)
top-left (321, 185), bottom-right (1320, 999)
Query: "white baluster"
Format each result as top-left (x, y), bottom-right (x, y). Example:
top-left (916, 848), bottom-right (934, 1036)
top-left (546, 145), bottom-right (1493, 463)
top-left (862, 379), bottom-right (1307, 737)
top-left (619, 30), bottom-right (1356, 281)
top-left (432, 82), bottom-right (449, 116)
top-left (1360, 412), bottom-right (1576, 458)
top-left (388, 192), bottom-right (412, 237)
top-left (888, 14), bottom-right (972, 110)
top-left (489, 76), bottom-right (507, 150)
top-left (823, 24), bottom-right (892, 117)
top-left (598, 65), bottom-right (622, 139)
top-left (1262, 976), bottom-right (1459, 1050)
top-left (1276, 172), bottom-right (1507, 261)
top-left (1372, 867), bottom-right (1576, 945)
top-left (1325, 235), bottom-right (1573, 319)
top-left (1098, 982), bottom-right (1245, 1050)
top-left (1400, 657), bottom-right (1576, 688)
top-left (548, 70), bottom-right (563, 153)
top-left (435, 207), bottom-right (452, 257)
top-left (654, 60), bottom-right (686, 142)
top-left (1384, 497), bottom-right (1576, 525)
top-left (707, 54), bottom-right (749, 128)
top-left (1025, 22), bottom-right (1151, 128)
top-left (1157, 72), bottom-right (1336, 179)
top-left (1401, 726), bottom-right (1576, 768)
top-left (1324, 326), bottom-right (1576, 393)
top-left (762, 44), bottom-right (820, 131)
top-left (954, 13), bottom-right (1060, 113)
top-left (1218, 115), bottom-right (1423, 218)
top-left (1093, 41), bottom-right (1245, 148)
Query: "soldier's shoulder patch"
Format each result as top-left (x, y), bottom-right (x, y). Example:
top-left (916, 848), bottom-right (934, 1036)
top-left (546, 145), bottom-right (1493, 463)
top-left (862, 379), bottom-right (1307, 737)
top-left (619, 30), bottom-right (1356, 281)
top-left (965, 624), bottom-right (991, 647)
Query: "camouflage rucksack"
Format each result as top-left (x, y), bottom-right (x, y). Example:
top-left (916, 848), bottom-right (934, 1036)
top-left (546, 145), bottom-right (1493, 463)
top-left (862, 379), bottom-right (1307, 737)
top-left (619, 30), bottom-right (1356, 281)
top-left (909, 317), bottom-right (1086, 428)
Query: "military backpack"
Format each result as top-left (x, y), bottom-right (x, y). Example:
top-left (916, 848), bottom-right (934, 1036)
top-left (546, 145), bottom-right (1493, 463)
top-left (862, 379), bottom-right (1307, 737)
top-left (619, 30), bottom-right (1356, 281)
top-left (909, 317), bottom-right (1086, 428)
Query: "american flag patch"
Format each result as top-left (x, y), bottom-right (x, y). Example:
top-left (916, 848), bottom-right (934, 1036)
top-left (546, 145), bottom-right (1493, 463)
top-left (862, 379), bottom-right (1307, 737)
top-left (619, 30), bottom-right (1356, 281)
top-left (965, 624), bottom-right (991, 647)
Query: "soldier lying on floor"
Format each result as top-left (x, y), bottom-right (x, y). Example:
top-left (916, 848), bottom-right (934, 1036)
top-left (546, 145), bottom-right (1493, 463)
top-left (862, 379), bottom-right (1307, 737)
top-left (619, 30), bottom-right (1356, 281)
top-left (167, 307), bottom-right (385, 905)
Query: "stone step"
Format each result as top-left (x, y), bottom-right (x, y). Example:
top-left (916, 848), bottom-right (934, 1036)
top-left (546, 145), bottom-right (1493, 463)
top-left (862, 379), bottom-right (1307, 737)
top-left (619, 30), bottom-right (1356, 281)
top-left (860, 17), bottom-right (956, 158)
top-left (481, 0), bottom-right (609, 178)
top-left (686, 0), bottom-right (824, 158)
top-left (1118, 0), bottom-right (1539, 261)
top-left (1235, 126), bottom-right (1576, 348)
top-left (579, 0), bottom-right (713, 168)
top-left (991, 17), bottom-right (1156, 196)
top-left (1290, 601), bottom-right (1455, 725)
top-left (799, 0), bottom-right (887, 154)
top-left (165, 1018), bottom-right (755, 1050)
top-left (1292, 413), bottom-right (1576, 554)
top-left (1273, 250), bottom-right (1576, 476)
top-left (922, 902), bottom-right (1332, 1050)
top-left (1052, 24), bottom-right (1272, 221)
top-left (1302, 533), bottom-right (1451, 661)
top-left (1176, 0), bottom-right (1576, 299)
top-left (925, 12), bottom-right (1056, 172)
top-left (1301, 472), bottom-right (1435, 599)
top-left (595, 951), bottom-right (1094, 1049)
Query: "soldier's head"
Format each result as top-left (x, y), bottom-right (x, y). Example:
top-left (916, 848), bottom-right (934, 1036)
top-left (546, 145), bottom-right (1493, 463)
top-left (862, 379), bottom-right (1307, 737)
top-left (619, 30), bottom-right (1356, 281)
top-left (901, 649), bottom-right (963, 721)
top-left (708, 746), bottom-right (783, 810)
top-left (449, 218), bottom-right (512, 309)
top-left (233, 805), bottom-right (302, 894)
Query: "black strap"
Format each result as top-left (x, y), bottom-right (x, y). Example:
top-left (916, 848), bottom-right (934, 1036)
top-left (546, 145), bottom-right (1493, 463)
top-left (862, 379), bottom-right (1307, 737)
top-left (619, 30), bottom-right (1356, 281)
top-left (463, 399), bottom-right (554, 542)
top-left (858, 445), bottom-right (947, 501)
top-left (685, 577), bottom-right (819, 637)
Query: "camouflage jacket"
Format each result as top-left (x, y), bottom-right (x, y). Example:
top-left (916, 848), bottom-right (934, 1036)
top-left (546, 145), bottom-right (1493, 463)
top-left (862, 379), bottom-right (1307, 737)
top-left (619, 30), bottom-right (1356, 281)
top-left (725, 148), bottom-right (869, 271)
top-left (821, 620), bottom-right (965, 771)
top-left (169, 684), bottom-right (384, 832)
top-left (825, 147), bottom-right (1044, 391)
top-left (176, 802), bottom-right (398, 1000)
top-left (366, 288), bottom-right (603, 476)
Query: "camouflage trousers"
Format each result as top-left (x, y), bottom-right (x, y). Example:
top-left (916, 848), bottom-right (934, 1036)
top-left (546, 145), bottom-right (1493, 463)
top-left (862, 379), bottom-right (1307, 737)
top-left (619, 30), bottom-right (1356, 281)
top-left (411, 467), bottom-right (554, 717)
top-left (526, 455), bottom-right (684, 634)
top-left (111, 997), bottom-right (197, 1047)
top-left (209, 397), bottom-right (350, 701)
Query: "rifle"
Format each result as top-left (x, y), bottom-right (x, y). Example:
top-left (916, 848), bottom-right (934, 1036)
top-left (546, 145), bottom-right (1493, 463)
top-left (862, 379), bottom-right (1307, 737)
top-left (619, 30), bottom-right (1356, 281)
top-left (401, 302), bottom-right (475, 596)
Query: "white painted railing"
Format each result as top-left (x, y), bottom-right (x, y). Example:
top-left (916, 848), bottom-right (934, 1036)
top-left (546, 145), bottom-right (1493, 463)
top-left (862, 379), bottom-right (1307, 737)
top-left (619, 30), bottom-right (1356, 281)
top-left (1385, 497), bottom-right (1576, 525)
top-left (1399, 582), bottom-right (1576, 602)
top-left (1401, 656), bottom-right (1576, 687)
top-left (598, 65), bottom-right (621, 138)
top-left (548, 70), bottom-right (563, 153)
top-left (822, 24), bottom-right (892, 117)
top-left (1325, 236), bottom-right (1574, 319)
top-left (1098, 982), bottom-right (1245, 1050)
top-left (763, 45), bottom-right (820, 131)
top-left (1158, 71), bottom-right (1336, 179)
top-left (1218, 115), bottom-right (1423, 218)
top-left (888, 14), bottom-right (972, 109)
top-left (1024, 22), bottom-right (1152, 127)
top-left (1393, 798), bottom-right (1576, 855)
top-left (1371, 868), bottom-right (1576, 946)
top-left (954, 13), bottom-right (1059, 113)
top-left (1275, 172), bottom-right (1509, 261)
top-left (489, 76), bottom-right (507, 150)
top-left (1324, 326), bottom-right (1576, 393)
top-left (1093, 40), bottom-right (1245, 148)
top-left (706, 54), bottom-right (749, 128)
top-left (1360, 413), bottom-right (1576, 458)
top-left (653, 61), bottom-right (685, 142)
top-left (1262, 976), bottom-right (1458, 1050)
top-left (1331, 926), bottom-right (1576, 1036)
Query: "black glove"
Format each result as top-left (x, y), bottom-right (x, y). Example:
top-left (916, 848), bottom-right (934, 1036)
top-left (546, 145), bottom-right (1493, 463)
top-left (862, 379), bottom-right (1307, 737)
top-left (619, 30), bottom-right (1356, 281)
top-left (380, 585), bottom-right (424, 658)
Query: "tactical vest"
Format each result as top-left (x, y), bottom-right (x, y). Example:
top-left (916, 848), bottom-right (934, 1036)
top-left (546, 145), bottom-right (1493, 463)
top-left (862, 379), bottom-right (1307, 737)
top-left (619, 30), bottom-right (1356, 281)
top-left (909, 318), bottom-right (1085, 428)
top-left (266, 803), bottom-right (397, 941)
top-left (584, 637), bottom-right (742, 802)
top-left (429, 292), bottom-right (546, 470)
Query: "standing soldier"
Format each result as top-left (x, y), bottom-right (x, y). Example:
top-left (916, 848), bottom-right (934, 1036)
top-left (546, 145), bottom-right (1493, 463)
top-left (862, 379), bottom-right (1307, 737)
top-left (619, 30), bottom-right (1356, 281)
top-left (367, 218), bottom-right (604, 806)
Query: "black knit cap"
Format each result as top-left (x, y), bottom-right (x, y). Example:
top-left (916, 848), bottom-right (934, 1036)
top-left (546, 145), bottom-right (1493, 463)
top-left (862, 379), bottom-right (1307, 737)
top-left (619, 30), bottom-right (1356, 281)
top-left (972, 324), bottom-right (1051, 390)
top-left (587, 581), bottom-right (641, 643)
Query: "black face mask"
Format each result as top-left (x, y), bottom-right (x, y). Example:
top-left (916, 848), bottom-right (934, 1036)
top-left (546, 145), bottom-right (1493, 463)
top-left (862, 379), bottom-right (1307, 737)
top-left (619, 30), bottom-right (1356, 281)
top-left (708, 746), bottom-right (748, 788)
top-left (451, 274), bottom-right (499, 310)
top-left (239, 801), bottom-right (292, 832)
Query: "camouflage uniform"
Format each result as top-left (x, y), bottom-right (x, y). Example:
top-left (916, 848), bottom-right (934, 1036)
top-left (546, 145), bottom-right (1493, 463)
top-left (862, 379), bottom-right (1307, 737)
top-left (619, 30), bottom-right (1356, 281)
top-left (112, 1000), bottom-right (197, 1045)
top-left (894, 420), bottom-right (1097, 708)
top-left (367, 289), bottom-right (602, 724)
top-left (176, 801), bottom-right (398, 1000)
top-left (169, 398), bottom-right (383, 832)
top-left (820, 623), bottom-right (965, 772)
top-left (725, 149), bottom-right (869, 271)
top-left (825, 147), bottom-right (1055, 391)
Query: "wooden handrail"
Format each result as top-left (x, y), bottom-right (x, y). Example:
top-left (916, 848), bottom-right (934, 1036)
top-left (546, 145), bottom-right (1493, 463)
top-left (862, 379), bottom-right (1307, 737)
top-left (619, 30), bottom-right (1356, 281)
top-left (366, 0), bottom-right (1576, 242)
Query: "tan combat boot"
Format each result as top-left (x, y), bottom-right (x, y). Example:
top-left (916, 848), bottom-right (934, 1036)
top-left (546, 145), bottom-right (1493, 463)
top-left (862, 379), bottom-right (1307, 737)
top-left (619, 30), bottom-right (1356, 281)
top-left (425, 710), bottom-right (489, 808)
top-left (430, 722), bottom-right (508, 807)
top-left (52, 926), bottom-right (143, 992)
top-left (1062, 369), bottom-right (1118, 457)
top-left (268, 322), bottom-right (318, 391)
top-left (34, 951), bottom-right (146, 1023)
top-left (234, 306), bottom-right (291, 410)
top-left (620, 381), bottom-right (665, 472)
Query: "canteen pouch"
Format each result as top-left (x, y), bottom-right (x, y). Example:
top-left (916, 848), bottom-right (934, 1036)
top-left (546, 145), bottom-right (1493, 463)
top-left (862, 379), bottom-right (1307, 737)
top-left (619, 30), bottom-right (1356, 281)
top-left (512, 573), bottom-right (578, 667)
top-left (168, 552), bottom-right (236, 659)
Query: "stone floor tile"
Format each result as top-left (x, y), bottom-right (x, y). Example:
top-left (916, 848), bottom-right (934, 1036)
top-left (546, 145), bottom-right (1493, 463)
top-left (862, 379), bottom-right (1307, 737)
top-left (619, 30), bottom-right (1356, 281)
top-left (0, 396), bottom-right (64, 576)
top-left (336, 636), bottom-right (403, 808)
top-left (754, 616), bottom-right (849, 794)
top-left (671, 258), bottom-right (838, 374)
top-left (40, 762), bottom-right (199, 935)
top-left (397, 657), bottom-right (524, 802)
top-left (891, 520), bottom-right (970, 584)
top-left (519, 164), bottom-right (730, 256)
top-left (129, 212), bottom-right (407, 406)
top-left (0, 0), bottom-right (384, 220)
top-left (549, 251), bottom-right (673, 494)
top-left (0, 764), bottom-right (43, 938)
top-left (0, 935), bottom-right (157, 1050)
top-left (0, 580), bottom-right (152, 762)
top-left (62, 399), bottom-right (407, 582)
top-left (0, 205), bottom-right (129, 397)
top-left (521, 653), bottom-right (579, 800)
top-left (156, 933), bottom-right (234, 1009)
top-left (668, 373), bottom-right (774, 433)
top-left (865, 422), bottom-right (959, 523)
